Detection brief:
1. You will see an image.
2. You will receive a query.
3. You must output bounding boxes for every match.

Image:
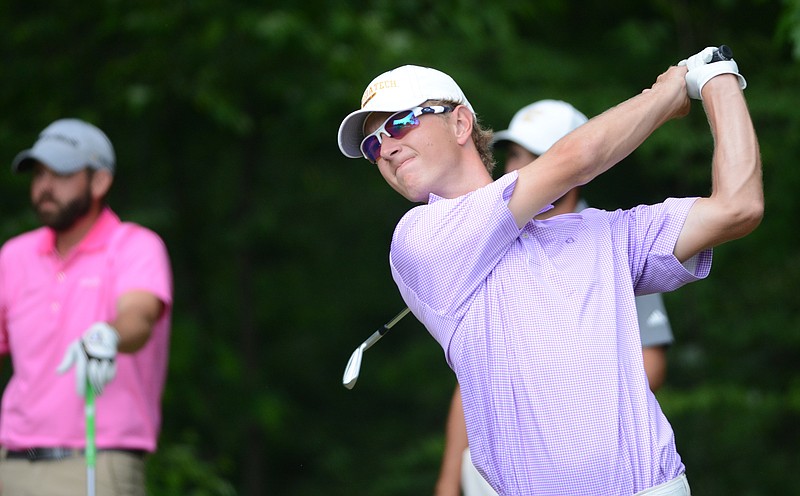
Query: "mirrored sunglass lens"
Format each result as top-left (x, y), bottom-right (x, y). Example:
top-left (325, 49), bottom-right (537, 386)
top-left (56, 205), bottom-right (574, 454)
top-left (360, 110), bottom-right (421, 163)
top-left (386, 112), bottom-right (418, 138)
top-left (361, 136), bottom-right (381, 163)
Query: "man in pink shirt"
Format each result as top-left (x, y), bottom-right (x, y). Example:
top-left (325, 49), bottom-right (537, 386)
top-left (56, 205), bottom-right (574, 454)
top-left (337, 46), bottom-right (762, 495)
top-left (0, 118), bottom-right (173, 496)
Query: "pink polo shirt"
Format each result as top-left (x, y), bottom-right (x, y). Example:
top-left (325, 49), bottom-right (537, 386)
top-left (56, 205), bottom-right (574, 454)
top-left (0, 207), bottom-right (172, 452)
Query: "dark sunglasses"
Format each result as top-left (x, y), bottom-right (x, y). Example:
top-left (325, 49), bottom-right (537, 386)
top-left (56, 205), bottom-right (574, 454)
top-left (360, 106), bottom-right (453, 163)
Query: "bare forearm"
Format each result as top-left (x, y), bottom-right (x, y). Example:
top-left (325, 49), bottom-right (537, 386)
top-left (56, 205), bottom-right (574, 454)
top-left (642, 346), bottom-right (668, 392)
top-left (112, 290), bottom-right (164, 353)
top-left (569, 76), bottom-right (688, 185)
top-left (510, 66), bottom-right (689, 227)
top-left (705, 77), bottom-right (763, 236)
top-left (673, 76), bottom-right (763, 261)
top-left (435, 384), bottom-right (469, 496)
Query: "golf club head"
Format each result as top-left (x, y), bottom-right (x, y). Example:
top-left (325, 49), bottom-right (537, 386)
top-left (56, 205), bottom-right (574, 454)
top-left (342, 344), bottom-right (364, 389)
top-left (342, 308), bottom-right (410, 390)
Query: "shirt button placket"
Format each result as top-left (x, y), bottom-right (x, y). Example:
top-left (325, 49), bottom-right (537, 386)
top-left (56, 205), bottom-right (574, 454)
top-left (52, 270), bottom-right (66, 313)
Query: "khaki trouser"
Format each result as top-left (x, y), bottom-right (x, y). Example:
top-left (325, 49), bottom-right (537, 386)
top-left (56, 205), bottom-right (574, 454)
top-left (0, 449), bottom-right (145, 496)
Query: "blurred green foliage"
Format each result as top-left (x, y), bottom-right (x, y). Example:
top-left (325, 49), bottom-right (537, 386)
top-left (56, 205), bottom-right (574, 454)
top-left (0, 1), bottom-right (798, 494)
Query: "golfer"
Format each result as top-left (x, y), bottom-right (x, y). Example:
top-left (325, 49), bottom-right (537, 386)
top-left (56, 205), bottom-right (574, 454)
top-left (0, 118), bottom-right (173, 496)
top-left (337, 46), bottom-right (761, 495)
top-left (436, 99), bottom-right (678, 496)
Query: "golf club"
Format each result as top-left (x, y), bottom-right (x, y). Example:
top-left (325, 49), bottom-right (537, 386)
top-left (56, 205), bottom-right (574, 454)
top-left (710, 44), bottom-right (733, 62)
top-left (342, 307), bottom-right (411, 389)
top-left (85, 381), bottom-right (96, 496)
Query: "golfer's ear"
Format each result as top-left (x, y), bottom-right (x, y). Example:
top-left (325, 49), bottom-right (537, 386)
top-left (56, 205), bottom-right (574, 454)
top-left (91, 169), bottom-right (113, 200)
top-left (453, 105), bottom-right (474, 145)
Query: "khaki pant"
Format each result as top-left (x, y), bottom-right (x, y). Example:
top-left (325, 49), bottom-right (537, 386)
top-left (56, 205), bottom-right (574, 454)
top-left (0, 450), bottom-right (145, 496)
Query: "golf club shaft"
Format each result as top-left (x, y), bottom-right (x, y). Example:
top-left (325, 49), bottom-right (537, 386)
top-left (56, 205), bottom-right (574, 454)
top-left (86, 382), bottom-right (96, 496)
top-left (88, 467), bottom-right (96, 496)
top-left (362, 307), bottom-right (410, 351)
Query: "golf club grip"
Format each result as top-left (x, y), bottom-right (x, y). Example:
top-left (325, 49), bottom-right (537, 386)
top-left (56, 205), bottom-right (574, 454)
top-left (710, 45), bottom-right (733, 62)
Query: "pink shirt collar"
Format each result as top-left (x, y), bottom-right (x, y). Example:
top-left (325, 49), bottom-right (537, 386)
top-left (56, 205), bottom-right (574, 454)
top-left (36, 207), bottom-right (121, 256)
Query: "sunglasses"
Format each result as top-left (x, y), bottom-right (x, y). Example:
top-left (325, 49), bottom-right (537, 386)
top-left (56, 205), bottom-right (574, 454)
top-left (360, 106), bottom-right (453, 163)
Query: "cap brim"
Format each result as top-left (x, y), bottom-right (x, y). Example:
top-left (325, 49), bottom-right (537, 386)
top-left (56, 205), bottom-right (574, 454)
top-left (11, 143), bottom-right (88, 175)
top-left (11, 150), bottom-right (37, 173)
top-left (337, 110), bottom-right (372, 159)
top-left (338, 99), bottom-right (428, 160)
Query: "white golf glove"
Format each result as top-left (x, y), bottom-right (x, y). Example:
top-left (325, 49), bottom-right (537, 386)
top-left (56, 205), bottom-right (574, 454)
top-left (678, 46), bottom-right (747, 100)
top-left (57, 322), bottom-right (120, 397)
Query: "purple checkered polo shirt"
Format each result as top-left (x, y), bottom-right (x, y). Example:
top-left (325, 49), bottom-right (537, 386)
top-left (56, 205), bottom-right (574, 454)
top-left (389, 172), bottom-right (711, 495)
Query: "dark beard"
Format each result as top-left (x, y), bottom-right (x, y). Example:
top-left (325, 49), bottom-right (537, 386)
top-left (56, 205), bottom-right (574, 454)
top-left (35, 190), bottom-right (93, 232)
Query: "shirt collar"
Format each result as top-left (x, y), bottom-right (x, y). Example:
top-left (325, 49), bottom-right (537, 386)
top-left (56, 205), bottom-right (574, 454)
top-left (427, 171), bottom-right (554, 217)
top-left (36, 207), bottom-right (121, 255)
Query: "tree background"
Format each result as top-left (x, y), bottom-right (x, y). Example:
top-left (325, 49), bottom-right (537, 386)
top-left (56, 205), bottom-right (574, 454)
top-left (1, 1), bottom-right (798, 494)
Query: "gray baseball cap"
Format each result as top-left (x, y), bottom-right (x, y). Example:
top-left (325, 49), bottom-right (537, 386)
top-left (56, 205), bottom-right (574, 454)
top-left (12, 118), bottom-right (115, 175)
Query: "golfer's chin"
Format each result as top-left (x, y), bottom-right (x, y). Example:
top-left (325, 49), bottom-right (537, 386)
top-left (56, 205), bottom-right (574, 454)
top-left (35, 207), bottom-right (59, 225)
top-left (393, 173), bottom-right (432, 203)
top-left (392, 181), bottom-right (429, 203)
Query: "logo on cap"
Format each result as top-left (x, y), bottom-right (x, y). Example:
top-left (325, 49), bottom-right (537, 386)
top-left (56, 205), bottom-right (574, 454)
top-left (39, 132), bottom-right (81, 148)
top-left (361, 79), bottom-right (398, 108)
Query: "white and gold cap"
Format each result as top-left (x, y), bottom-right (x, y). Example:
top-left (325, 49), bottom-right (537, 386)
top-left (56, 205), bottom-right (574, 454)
top-left (337, 65), bottom-right (473, 158)
top-left (493, 100), bottom-right (588, 156)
